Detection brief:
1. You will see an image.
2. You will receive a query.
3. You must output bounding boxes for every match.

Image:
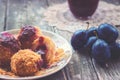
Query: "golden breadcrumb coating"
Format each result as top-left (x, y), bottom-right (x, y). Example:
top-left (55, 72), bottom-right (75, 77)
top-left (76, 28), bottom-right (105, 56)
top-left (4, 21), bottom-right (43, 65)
top-left (11, 49), bottom-right (43, 76)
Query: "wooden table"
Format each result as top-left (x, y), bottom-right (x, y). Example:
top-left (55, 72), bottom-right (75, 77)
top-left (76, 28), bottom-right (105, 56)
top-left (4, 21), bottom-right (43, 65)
top-left (0, 0), bottom-right (120, 80)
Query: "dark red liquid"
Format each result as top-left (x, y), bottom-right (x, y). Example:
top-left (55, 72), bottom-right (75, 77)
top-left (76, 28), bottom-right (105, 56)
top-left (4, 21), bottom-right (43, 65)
top-left (68, 0), bottom-right (99, 19)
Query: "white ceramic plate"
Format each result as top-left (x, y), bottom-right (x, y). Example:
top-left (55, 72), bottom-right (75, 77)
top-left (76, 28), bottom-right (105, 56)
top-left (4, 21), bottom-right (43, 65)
top-left (0, 29), bottom-right (72, 80)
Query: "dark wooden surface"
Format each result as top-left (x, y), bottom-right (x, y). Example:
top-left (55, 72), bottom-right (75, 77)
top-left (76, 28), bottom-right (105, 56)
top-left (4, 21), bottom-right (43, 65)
top-left (0, 0), bottom-right (120, 80)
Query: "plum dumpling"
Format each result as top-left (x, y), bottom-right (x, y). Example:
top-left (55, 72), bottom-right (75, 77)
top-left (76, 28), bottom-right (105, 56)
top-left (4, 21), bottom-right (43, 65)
top-left (0, 32), bottom-right (20, 66)
top-left (32, 36), bottom-right (56, 68)
top-left (18, 26), bottom-right (42, 49)
top-left (11, 49), bottom-right (43, 76)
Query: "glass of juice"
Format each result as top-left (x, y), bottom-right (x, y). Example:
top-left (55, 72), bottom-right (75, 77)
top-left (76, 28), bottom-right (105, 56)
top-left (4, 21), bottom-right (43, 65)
top-left (67, 0), bottom-right (99, 20)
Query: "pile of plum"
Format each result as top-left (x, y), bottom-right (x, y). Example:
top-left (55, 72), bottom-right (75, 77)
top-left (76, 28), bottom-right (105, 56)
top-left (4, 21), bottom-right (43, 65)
top-left (71, 23), bottom-right (120, 65)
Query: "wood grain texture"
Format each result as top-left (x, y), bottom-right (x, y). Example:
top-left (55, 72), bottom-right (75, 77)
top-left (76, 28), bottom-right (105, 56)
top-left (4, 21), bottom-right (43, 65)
top-left (54, 27), bottom-right (99, 80)
top-left (91, 58), bottom-right (120, 80)
top-left (1, 0), bottom-right (120, 80)
top-left (102, 0), bottom-right (120, 5)
top-left (0, 0), bottom-right (6, 31)
top-left (35, 70), bottom-right (67, 80)
top-left (6, 0), bottom-right (48, 30)
top-left (51, 0), bottom-right (120, 5)
top-left (47, 0), bottom-right (66, 6)
top-left (54, 26), bottom-right (120, 80)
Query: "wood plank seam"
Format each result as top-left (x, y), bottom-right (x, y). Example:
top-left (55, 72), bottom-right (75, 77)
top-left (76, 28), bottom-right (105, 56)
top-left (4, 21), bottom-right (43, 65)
top-left (46, 0), bottom-right (50, 7)
top-left (3, 0), bottom-right (9, 31)
top-left (62, 69), bottom-right (68, 80)
top-left (91, 58), bottom-right (101, 80)
top-left (63, 67), bottom-right (73, 80)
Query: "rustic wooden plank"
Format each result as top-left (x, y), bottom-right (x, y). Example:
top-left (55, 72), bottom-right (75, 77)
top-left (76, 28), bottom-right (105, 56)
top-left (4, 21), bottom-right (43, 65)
top-left (57, 27), bottom-right (120, 80)
top-left (36, 70), bottom-right (67, 80)
top-left (102, 0), bottom-right (120, 5)
top-left (6, 0), bottom-right (48, 30)
top-left (54, 21), bottom-right (120, 80)
top-left (47, 0), bottom-right (66, 6)
top-left (47, 0), bottom-right (120, 6)
top-left (92, 58), bottom-right (120, 80)
top-left (69, 51), bottom-right (98, 80)
top-left (4, 0), bottom-right (120, 80)
top-left (54, 27), bottom-right (99, 80)
top-left (0, 0), bottom-right (6, 31)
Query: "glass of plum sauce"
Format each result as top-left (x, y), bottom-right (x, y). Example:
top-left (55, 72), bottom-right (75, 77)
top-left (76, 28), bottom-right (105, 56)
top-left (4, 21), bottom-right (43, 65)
top-left (67, 0), bottom-right (99, 20)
